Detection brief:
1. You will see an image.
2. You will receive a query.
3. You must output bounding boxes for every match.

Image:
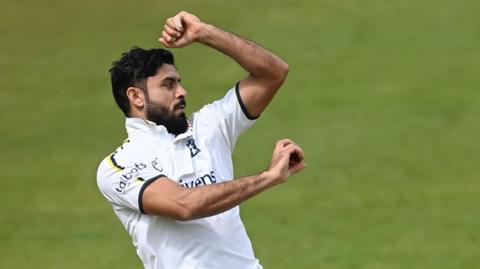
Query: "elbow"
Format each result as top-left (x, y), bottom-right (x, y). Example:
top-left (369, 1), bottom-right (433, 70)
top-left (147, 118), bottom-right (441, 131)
top-left (281, 62), bottom-right (290, 78)
top-left (274, 62), bottom-right (289, 85)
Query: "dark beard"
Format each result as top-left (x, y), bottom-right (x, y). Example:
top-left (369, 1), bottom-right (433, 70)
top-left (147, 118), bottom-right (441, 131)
top-left (146, 99), bottom-right (188, 136)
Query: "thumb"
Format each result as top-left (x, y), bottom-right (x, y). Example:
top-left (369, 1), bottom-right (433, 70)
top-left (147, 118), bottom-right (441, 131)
top-left (173, 13), bottom-right (184, 31)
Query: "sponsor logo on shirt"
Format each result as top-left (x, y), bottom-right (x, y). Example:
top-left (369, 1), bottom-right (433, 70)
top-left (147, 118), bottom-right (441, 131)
top-left (115, 163), bottom-right (147, 193)
top-left (151, 158), bottom-right (163, 172)
top-left (179, 170), bottom-right (216, 188)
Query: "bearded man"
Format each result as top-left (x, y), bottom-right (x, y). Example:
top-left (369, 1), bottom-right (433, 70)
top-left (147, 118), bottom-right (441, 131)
top-left (97, 11), bottom-right (306, 269)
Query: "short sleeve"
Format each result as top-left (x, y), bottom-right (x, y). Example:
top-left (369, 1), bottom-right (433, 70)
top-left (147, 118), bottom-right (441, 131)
top-left (96, 154), bottom-right (166, 214)
top-left (196, 82), bottom-right (257, 151)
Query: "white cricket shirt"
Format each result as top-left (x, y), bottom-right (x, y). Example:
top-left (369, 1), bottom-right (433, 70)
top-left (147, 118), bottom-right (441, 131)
top-left (97, 83), bottom-right (263, 269)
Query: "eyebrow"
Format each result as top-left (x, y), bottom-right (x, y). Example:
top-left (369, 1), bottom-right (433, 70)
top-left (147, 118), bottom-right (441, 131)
top-left (162, 76), bottom-right (181, 83)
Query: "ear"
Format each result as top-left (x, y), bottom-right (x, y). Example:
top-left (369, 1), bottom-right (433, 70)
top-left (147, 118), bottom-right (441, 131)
top-left (126, 87), bottom-right (145, 110)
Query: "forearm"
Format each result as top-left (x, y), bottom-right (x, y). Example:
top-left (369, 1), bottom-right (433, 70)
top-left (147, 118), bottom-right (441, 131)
top-left (196, 24), bottom-right (289, 80)
top-left (176, 171), bottom-right (277, 220)
top-left (142, 139), bottom-right (306, 221)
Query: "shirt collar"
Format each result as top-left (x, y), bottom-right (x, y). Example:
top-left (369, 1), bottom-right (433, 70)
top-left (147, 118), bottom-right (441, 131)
top-left (125, 117), bottom-right (193, 143)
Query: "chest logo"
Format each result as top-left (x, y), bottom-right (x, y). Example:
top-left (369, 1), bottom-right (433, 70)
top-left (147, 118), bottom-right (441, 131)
top-left (186, 138), bottom-right (201, 157)
top-left (151, 158), bottom-right (163, 172)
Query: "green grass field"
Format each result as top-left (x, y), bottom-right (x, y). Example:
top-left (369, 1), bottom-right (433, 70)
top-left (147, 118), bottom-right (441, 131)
top-left (2, 0), bottom-right (479, 268)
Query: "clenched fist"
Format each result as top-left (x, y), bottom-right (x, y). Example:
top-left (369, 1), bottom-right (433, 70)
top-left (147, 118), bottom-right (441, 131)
top-left (159, 11), bottom-right (205, 48)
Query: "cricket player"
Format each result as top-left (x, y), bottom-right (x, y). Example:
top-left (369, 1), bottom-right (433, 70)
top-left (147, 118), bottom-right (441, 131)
top-left (97, 11), bottom-right (306, 269)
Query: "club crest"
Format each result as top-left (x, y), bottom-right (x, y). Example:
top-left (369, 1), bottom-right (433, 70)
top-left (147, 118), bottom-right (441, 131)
top-left (186, 138), bottom-right (201, 157)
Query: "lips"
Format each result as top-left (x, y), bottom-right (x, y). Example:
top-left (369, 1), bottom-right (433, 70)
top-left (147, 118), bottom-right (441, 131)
top-left (174, 100), bottom-right (186, 110)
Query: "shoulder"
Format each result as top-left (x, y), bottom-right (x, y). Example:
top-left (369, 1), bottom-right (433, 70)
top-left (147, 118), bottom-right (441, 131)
top-left (98, 139), bottom-right (136, 169)
top-left (96, 139), bottom-right (138, 190)
top-left (96, 137), bottom-right (168, 188)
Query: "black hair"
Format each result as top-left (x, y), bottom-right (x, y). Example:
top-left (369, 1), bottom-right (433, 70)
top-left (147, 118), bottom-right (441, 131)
top-left (109, 47), bottom-right (175, 116)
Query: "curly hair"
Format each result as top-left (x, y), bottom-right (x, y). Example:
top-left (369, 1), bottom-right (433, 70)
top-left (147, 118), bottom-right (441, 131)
top-left (109, 47), bottom-right (175, 116)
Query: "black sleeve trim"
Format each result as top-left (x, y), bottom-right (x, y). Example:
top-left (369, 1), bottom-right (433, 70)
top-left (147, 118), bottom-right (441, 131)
top-left (235, 82), bottom-right (260, 120)
top-left (138, 174), bottom-right (166, 214)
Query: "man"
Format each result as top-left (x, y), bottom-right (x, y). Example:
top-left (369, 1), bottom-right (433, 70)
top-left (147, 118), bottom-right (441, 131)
top-left (97, 11), bottom-right (306, 269)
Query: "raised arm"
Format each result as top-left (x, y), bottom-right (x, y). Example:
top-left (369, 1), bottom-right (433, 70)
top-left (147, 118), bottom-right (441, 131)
top-left (159, 11), bottom-right (289, 118)
top-left (142, 139), bottom-right (305, 220)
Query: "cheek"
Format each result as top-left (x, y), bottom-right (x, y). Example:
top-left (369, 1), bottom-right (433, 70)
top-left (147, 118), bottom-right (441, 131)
top-left (148, 91), bottom-right (170, 107)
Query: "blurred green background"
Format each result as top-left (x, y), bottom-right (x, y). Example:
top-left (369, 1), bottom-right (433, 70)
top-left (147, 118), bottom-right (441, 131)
top-left (1, 0), bottom-right (479, 268)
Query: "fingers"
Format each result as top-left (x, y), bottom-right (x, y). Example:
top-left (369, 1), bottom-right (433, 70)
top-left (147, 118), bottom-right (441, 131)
top-left (284, 144), bottom-right (302, 158)
top-left (275, 139), bottom-right (305, 161)
top-left (158, 11), bottom-right (202, 48)
top-left (268, 139), bottom-right (306, 183)
top-left (276, 139), bottom-right (294, 148)
top-left (166, 12), bottom-right (184, 32)
top-left (284, 145), bottom-right (305, 173)
top-left (160, 13), bottom-right (187, 48)
top-left (166, 17), bottom-right (183, 32)
top-left (162, 30), bottom-right (175, 43)
top-left (164, 24), bottom-right (181, 38)
top-left (158, 37), bottom-right (169, 47)
top-left (274, 139), bottom-right (294, 153)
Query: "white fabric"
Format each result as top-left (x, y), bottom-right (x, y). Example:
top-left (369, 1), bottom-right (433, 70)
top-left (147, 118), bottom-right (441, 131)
top-left (97, 85), bottom-right (262, 269)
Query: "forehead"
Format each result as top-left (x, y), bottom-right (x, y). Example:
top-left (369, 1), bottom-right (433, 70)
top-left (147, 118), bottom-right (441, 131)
top-left (148, 64), bottom-right (180, 82)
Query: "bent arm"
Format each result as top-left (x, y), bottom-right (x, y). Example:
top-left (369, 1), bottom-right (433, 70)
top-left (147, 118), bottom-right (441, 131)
top-left (159, 11), bottom-right (289, 118)
top-left (196, 24), bottom-right (289, 118)
top-left (142, 171), bottom-right (275, 221)
top-left (142, 139), bottom-right (306, 221)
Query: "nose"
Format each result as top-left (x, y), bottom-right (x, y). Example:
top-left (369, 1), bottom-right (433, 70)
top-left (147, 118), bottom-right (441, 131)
top-left (176, 84), bottom-right (188, 99)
